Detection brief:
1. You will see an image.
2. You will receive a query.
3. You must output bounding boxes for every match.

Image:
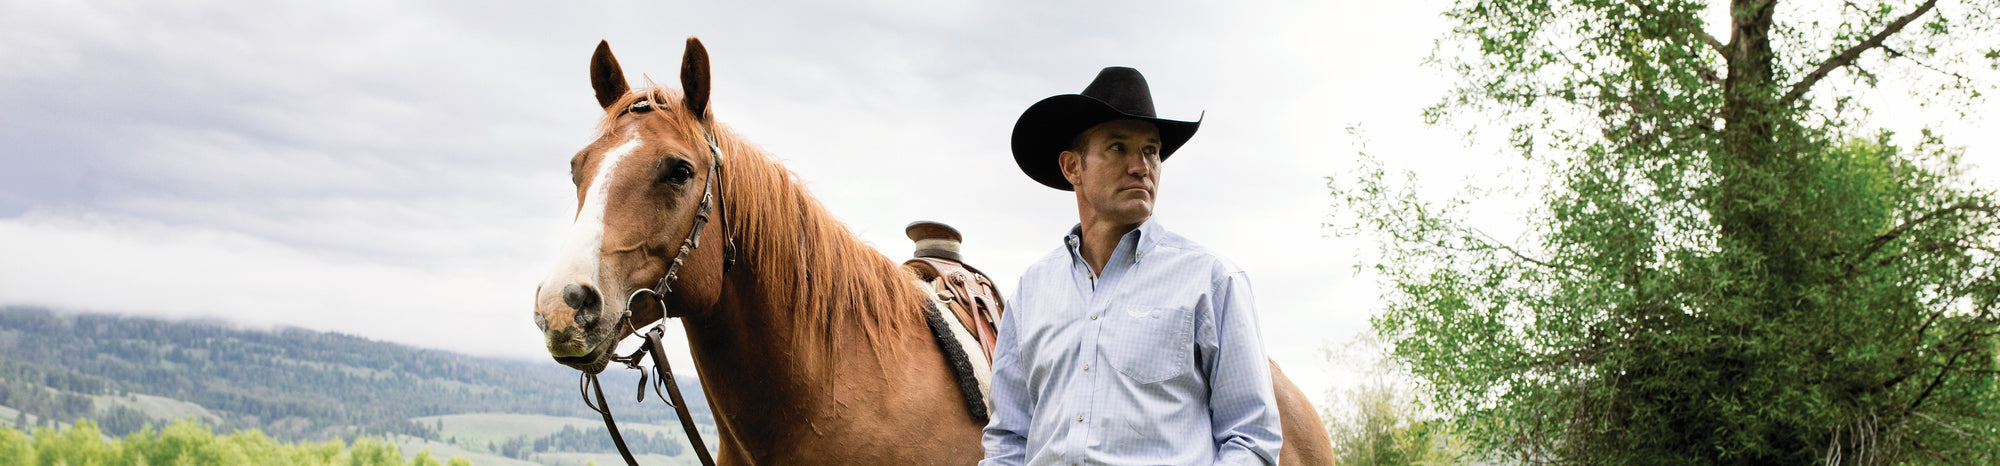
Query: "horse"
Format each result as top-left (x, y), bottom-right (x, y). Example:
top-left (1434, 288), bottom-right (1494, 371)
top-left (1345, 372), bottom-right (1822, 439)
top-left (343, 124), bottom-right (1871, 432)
top-left (530, 37), bottom-right (1335, 465)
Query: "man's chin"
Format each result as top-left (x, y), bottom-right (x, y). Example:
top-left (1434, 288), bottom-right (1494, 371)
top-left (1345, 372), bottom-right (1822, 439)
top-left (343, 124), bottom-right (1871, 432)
top-left (1106, 202), bottom-right (1153, 223)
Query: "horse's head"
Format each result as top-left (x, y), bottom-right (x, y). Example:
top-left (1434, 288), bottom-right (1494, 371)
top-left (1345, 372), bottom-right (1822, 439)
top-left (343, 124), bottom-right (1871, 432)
top-left (534, 38), bottom-right (734, 373)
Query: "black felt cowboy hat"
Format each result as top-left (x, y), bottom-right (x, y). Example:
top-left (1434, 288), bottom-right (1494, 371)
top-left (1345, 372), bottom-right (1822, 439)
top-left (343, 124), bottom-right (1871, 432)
top-left (1011, 66), bottom-right (1201, 191)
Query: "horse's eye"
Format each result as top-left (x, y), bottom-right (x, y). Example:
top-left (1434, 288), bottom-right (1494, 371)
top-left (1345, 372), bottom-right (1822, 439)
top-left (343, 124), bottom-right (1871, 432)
top-left (628, 100), bottom-right (654, 115)
top-left (661, 164), bottom-right (695, 185)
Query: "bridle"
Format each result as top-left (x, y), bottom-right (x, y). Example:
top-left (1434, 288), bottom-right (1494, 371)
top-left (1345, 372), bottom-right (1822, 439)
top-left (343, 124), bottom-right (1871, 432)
top-left (579, 98), bottom-right (733, 466)
top-left (623, 101), bottom-right (737, 309)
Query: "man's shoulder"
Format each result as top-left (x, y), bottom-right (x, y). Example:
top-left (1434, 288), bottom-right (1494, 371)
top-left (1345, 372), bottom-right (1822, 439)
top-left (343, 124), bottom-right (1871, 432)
top-left (1146, 225), bottom-right (1244, 278)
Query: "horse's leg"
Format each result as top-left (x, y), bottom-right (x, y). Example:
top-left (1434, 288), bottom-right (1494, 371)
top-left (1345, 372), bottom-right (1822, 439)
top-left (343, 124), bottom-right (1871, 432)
top-left (1273, 360), bottom-right (1336, 466)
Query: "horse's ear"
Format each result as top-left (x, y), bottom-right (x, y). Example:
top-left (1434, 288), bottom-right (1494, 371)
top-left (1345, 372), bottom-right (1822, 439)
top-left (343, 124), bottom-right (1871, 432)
top-left (680, 37), bottom-right (711, 120)
top-left (591, 40), bottom-right (629, 109)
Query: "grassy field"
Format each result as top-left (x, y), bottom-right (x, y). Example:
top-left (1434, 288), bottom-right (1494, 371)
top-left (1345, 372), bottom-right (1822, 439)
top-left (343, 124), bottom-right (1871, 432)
top-left (0, 404), bottom-right (71, 431)
top-left (91, 392), bottom-right (220, 425)
top-left (2, 383), bottom-right (215, 435)
top-left (387, 434), bottom-right (540, 466)
top-left (536, 451), bottom-right (689, 466)
top-left (412, 412), bottom-right (713, 463)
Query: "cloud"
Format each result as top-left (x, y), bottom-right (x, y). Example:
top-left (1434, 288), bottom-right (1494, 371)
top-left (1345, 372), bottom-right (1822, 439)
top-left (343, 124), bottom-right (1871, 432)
top-left (0, 211), bottom-right (545, 357)
top-left (0, 0), bottom-right (1477, 404)
top-left (6, 0), bottom-right (1992, 409)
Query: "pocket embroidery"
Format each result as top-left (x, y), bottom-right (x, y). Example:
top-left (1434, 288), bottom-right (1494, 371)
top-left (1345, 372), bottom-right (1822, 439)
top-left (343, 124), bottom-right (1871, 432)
top-left (1104, 305), bottom-right (1192, 384)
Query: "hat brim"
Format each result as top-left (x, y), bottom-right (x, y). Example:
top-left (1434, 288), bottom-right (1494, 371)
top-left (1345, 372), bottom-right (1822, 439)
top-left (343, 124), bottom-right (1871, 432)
top-left (1011, 94), bottom-right (1200, 191)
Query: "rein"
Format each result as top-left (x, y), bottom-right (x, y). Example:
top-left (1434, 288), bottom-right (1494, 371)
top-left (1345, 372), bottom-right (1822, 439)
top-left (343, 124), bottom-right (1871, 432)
top-left (582, 326), bottom-right (714, 466)
top-left (580, 99), bottom-right (731, 466)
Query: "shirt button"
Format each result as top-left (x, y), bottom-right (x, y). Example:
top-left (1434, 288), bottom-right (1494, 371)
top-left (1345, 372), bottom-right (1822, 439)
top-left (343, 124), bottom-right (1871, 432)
top-left (1089, 314), bottom-right (1097, 320)
top-left (1076, 415), bottom-right (1084, 422)
top-left (1083, 363), bottom-right (1090, 371)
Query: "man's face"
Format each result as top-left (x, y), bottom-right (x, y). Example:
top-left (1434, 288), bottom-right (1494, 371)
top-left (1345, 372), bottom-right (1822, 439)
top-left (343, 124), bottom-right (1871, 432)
top-left (1060, 119), bottom-right (1162, 227)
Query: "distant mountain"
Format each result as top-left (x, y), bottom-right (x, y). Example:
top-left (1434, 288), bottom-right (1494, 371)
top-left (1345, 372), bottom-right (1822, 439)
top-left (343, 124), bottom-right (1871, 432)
top-left (0, 306), bottom-right (711, 444)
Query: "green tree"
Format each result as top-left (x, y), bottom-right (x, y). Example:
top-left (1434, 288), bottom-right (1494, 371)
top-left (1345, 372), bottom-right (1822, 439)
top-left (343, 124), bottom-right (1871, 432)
top-left (1324, 334), bottom-right (1471, 465)
top-left (288, 435), bottom-right (347, 465)
top-left (4, 418), bottom-right (468, 465)
top-left (30, 420), bottom-right (111, 465)
top-left (410, 449), bottom-right (442, 466)
top-left (96, 405), bottom-right (149, 437)
top-left (150, 417), bottom-right (228, 465)
top-left (1337, 0), bottom-right (2000, 464)
top-left (346, 437), bottom-right (403, 466)
top-left (220, 427), bottom-right (285, 463)
top-left (0, 427), bottom-right (32, 464)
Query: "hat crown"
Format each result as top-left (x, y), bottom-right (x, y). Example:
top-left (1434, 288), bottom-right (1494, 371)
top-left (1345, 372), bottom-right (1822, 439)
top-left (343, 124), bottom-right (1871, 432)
top-left (1078, 67), bottom-right (1157, 119)
top-left (1009, 66), bottom-right (1200, 191)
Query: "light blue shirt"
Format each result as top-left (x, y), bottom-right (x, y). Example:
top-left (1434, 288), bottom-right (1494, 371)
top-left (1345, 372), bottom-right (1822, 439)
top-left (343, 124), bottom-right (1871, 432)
top-left (981, 220), bottom-right (1282, 465)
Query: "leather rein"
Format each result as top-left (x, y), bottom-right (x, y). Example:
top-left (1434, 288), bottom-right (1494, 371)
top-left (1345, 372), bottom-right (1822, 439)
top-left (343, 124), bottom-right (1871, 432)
top-left (579, 98), bottom-right (732, 466)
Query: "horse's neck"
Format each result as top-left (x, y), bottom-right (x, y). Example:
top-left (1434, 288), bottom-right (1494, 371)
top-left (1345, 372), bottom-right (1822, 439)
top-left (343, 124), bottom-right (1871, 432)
top-left (681, 145), bottom-right (926, 442)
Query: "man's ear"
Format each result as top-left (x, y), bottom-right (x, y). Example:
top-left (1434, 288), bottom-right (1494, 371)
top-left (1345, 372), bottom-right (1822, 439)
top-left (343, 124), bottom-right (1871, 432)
top-left (1059, 150), bottom-right (1083, 186)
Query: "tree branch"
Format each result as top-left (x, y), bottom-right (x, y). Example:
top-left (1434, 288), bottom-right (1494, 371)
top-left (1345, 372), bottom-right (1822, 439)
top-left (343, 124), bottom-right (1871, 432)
top-left (1904, 318), bottom-right (2000, 414)
top-left (1476, 230), bottom-right (1566, 270)
top-left (1623, 0), bottom-right (1727, 88)
top-left (1849, 202), bottom-right (1997, 274)
top-left (1623, 0), bottom-right (1726, 56)
top-left (1913, 307), bottom-right (1948, 348)
top-left (1906, 343), bottom-right (1966, 413)
top-left (1882, 45), bottom-right (1978, 85)
top-left (1783, 0), bottom-right (1939, 104)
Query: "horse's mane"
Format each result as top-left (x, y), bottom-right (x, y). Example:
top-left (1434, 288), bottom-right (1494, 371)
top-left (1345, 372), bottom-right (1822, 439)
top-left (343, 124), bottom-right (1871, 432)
top-left (604, 87), bottom-right (926, 372)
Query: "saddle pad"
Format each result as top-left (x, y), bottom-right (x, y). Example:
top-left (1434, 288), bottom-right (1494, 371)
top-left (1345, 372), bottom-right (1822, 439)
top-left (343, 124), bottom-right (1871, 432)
top-left (917, 279), bottom-right (995, 423)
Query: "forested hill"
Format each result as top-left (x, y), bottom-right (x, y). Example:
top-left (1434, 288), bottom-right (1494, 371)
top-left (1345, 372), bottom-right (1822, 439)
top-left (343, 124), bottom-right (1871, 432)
top-left (0, 306), bottom-right (711, 442)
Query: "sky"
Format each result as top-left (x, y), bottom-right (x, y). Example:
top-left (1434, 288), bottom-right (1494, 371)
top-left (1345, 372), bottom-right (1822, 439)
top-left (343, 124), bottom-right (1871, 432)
top-left (1, 0), bottom-right (1994, 411)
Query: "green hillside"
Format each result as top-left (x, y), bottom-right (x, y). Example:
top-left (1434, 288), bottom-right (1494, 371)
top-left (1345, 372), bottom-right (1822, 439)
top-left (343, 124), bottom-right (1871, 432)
top-left (0, 306), bottom-right (713, 463)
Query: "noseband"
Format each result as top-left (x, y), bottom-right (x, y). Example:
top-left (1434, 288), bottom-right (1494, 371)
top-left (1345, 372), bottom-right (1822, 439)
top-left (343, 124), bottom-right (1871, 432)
top-left (582, 98), bottom-right (733, 466)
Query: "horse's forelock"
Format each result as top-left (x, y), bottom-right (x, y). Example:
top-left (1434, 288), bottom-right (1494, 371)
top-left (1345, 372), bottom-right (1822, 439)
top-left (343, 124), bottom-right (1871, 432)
top-left (593, 86), bottom-right (702, 141)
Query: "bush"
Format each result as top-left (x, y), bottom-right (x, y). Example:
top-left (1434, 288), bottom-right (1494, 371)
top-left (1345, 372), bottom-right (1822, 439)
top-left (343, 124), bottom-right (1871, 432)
top-left (0, 418), bottom-right (471, 465)
top-left (1324, 334), bottom-right (1471, 465)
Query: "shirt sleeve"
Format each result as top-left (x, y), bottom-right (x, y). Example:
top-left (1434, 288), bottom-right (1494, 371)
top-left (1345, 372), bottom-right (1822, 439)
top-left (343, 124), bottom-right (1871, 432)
top-left (980, 281), bottom-right (1031, 466)
top-left (1202, 270), bottom-right (1282, 465)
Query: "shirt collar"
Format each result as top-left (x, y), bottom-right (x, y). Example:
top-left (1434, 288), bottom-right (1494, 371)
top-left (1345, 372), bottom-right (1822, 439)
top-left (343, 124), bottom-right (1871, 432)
top-left (1063, 219), bottom-right (1163, 265)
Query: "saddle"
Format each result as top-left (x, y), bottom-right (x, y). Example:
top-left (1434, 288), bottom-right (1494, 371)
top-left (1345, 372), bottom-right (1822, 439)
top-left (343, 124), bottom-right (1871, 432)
top-left (902, 221), bottom-right (1005, 362)
top-left (901, 220), bottom-right (1006, 422)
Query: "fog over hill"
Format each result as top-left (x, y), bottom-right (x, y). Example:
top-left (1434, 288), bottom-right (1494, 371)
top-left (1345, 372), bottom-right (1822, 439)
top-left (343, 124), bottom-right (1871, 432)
top-left (0, 306), bottom-right (710, 444)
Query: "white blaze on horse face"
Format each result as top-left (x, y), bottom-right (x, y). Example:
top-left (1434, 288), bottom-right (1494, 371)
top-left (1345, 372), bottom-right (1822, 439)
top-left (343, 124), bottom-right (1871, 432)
top-left (539, 134), bottom-right (643, 336)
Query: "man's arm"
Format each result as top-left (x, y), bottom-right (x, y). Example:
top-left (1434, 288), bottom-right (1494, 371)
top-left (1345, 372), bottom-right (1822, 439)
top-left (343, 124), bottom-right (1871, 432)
top-left (980, 283), bottom-right (1031, 465)
top-left (1202, 270), bottom-right (1282, 465)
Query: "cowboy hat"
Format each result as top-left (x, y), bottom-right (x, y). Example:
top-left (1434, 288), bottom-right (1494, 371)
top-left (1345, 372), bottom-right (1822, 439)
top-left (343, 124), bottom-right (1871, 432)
top-left (1010, 66), bottom-right (1201, 191)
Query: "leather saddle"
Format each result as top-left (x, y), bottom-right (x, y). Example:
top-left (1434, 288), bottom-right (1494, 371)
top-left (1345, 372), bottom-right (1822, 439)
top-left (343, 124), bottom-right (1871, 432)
top-left (901, 221), bottom-right (1005, 363)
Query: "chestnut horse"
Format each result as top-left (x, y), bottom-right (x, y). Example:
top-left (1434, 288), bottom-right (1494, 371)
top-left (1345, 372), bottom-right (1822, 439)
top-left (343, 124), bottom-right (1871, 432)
top-left (530, 37), bottom-right (1334, 465)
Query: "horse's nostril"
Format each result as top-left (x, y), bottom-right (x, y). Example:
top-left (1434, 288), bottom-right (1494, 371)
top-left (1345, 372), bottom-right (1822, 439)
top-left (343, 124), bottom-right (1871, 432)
top-left (563, 283), bottom-right (600, 311)
top-left (563, 283), bottom-right (600, 328)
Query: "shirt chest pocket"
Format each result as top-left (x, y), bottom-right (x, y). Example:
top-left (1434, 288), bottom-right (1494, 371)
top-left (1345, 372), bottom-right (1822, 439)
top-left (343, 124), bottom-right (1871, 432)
top-left (1100, 305), bottom-right (1195, 384)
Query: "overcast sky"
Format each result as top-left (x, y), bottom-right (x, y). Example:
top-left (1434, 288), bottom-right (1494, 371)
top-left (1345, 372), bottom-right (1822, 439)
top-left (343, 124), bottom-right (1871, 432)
top-left (2, 0), bottom-right (1993, 407)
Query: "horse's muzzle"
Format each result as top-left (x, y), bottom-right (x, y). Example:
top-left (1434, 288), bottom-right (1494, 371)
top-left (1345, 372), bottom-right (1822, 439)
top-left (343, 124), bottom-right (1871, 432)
top-left (546, 327), bottom-right (592, 358)
top-left (549, 331), bottom-right (613, 374)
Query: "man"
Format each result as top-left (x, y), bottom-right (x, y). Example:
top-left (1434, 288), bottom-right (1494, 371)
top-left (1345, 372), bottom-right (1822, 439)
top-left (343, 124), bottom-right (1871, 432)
top-left (982, 67), bottom-right (1282, 465)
